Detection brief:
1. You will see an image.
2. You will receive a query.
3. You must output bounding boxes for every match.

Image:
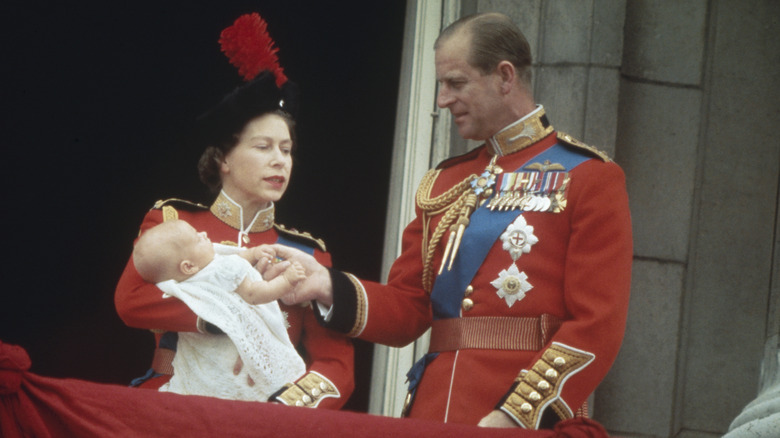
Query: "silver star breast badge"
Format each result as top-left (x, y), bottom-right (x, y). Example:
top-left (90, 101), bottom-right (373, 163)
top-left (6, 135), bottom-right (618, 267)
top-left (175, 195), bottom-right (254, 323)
top-left (490, 263), bottom-right (533, 307)
top-left (500, 215), bottom-right (539, 261)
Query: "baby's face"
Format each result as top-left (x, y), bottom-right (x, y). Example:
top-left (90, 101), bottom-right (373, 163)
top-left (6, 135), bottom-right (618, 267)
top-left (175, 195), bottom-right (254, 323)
top-left (176, 221), bottom-right (215, 268)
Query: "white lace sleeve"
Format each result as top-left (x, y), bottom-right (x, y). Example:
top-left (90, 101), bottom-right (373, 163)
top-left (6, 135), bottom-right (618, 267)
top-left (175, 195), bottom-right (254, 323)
top-left (157, 254), bottom-right (305, 401)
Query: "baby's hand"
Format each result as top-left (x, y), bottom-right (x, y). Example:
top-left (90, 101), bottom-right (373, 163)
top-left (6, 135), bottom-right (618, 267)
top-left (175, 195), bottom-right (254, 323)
top-left (282, 261), bottom-right (307, 285)
top-left (251, 245), bottom-right (282, 278)
top-left (252, 245), bottom-right (277, 264)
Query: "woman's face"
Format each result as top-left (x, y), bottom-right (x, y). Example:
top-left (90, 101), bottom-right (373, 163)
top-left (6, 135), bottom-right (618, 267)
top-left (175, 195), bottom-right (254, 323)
top-left (220, 113), bottom-right (293, 211)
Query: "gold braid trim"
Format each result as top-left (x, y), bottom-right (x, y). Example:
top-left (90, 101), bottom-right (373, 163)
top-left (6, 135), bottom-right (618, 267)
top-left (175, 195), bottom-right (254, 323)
top-left (500, 342), bottom-right (595, 428)
top-left (416, 169), bottom-right (475, 211)
top-left (416, 169), bottom-right (477, 292)
top-left (273, 371), bottom-right (340, 408)
top-left (161, 205), bottom-right (179, 222)
top-left (345, 273), bottom-right (368, 338)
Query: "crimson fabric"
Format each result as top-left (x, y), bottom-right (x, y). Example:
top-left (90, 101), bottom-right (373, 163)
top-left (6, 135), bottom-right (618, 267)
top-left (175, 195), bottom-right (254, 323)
top-left (0, 341), bottom-right (610, 438)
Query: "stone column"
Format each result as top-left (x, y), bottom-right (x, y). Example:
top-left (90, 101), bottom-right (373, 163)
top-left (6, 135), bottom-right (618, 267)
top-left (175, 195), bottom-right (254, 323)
top-left (596, 1), bottom-right (780, 437)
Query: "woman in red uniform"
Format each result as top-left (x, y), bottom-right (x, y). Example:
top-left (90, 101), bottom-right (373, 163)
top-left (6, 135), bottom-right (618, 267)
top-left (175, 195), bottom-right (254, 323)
top-left (114, 13), bottom-right (354, 409)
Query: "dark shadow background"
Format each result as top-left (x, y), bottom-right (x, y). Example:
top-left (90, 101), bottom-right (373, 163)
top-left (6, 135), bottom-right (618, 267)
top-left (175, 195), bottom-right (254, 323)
top-left (0, 1), bottom-right (406, 412)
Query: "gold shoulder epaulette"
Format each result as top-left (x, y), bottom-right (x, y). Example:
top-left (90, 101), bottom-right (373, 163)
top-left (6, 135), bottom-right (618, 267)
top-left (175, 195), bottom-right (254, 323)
top-left (274, 223), bottom-right (327, 252)
top-left (150, 198), bottom-right (209, 223)
top-left (557, 132), bottom-right (611, 162)
top-left (151, 198), bottom-right (209, 211)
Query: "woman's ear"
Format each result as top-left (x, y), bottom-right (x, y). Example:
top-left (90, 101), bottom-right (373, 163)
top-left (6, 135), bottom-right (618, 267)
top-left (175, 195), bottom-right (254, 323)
top-left (219, 157), bottom-right (230, 175)
top-left (180, 260), bottom-right (200, 276)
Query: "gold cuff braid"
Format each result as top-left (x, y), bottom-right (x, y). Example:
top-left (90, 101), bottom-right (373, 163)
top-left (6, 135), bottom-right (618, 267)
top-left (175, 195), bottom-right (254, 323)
top-left (346, 273), bottom-right (368, 338)
top-left (273, 372), bottom-right (340, 408)
top-left (499, 342), bottom-right (595, 429)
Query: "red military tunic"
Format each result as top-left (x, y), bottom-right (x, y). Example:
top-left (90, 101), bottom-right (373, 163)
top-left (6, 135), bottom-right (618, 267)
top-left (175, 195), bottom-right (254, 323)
top-left (115, 192), bottom-right (355, 409)
top-left (324, 108), bottom-right (632, 427)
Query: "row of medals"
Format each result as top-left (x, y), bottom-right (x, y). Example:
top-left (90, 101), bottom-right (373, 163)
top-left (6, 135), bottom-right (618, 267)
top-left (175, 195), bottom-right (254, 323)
top-left (475, 164), bottom-right (570, 214)
top-left (439, 159), bottom-right (569, 273)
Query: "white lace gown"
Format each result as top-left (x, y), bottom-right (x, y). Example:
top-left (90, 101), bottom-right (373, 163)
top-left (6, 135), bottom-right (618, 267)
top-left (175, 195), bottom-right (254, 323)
top-left (157, 250), bottom-right (305, 401)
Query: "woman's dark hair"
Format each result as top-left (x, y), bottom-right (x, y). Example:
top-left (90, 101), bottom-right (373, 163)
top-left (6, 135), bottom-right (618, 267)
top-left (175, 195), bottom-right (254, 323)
top-left (197, 109), bottom-right (297, 193)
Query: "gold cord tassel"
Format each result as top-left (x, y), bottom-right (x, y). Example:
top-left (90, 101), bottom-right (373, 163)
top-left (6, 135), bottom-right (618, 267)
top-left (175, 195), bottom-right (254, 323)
top-left (439, 192), bottom-right (478, 273)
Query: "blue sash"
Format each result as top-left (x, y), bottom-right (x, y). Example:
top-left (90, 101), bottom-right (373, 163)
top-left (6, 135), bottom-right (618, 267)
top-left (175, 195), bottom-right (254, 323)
top-left (429, 142), bottom-right (591, 319)
top-left (276, 235), bottom-right (316, 255)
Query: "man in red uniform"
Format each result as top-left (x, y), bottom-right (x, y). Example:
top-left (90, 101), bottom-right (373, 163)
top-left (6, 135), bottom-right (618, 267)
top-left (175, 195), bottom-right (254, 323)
top-left (273, 12), bottom-right (632, 428)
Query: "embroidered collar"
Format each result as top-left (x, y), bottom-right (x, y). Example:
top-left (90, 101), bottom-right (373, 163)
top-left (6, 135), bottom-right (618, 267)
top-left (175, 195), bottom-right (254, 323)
top-left (210, 191), bottom-right (275, 234)
top-left (486, 106), bottom-right (554, 156)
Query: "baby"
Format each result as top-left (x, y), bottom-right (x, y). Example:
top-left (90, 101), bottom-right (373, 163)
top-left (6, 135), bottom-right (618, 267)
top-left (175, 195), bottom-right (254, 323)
top-left (133, 219), bottom-right (306, 304)
top-left (132, 219), bottom-right (307, 401)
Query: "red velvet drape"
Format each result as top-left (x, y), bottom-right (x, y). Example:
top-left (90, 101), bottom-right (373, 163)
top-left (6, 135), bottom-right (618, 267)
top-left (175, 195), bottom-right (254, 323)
top-left (0, 340), bottom-right (609, 437)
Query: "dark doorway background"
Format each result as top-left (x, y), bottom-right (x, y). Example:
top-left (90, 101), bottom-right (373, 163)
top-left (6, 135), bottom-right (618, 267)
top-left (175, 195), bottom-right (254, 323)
top-left (0, 1), bottom-right (406, 412)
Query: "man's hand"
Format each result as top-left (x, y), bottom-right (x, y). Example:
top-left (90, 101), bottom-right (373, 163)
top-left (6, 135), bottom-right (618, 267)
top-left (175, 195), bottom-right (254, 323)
top-left (477, 410), bottom-right (517, 428)
top-left (252, 245), bottom-right (287, 279)
top-left (264, 244), bottom-right (334, 306)
top-left (282, 261), bottom-right (307, 286)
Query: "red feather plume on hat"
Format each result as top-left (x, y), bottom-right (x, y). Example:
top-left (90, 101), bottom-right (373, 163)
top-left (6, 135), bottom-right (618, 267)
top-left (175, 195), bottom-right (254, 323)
top-left (219, 13), bottom-right (288, 87)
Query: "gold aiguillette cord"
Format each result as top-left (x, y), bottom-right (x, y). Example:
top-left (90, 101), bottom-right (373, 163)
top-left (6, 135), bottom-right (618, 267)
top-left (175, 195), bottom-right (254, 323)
top-left (437, 156), bottom-right (500, 274)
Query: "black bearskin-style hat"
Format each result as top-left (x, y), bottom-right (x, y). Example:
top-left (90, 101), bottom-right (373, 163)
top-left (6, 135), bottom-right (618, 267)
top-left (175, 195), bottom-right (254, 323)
top-left (197, 13), bottom-right (298, 148)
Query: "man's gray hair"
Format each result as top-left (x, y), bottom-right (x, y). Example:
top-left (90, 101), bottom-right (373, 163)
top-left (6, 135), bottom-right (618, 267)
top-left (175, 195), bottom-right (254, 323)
top-left (435, 12), bottom-right (533, 86)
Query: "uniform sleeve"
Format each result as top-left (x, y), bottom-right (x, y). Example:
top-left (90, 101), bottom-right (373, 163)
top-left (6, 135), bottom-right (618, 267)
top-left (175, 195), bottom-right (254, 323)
top-left (114, 209), bottom-right (200, 333)
top-left (498, 161), bottom-right (633, 428)
top-left (322, 209), bottom-right (433, 346)
top-left (271, 250), bottom-right (356, 409)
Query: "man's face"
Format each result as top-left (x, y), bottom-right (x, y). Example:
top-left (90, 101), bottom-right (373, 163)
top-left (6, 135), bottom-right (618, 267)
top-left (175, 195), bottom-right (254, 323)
top-left (435, 32), bottom-right (506, 141)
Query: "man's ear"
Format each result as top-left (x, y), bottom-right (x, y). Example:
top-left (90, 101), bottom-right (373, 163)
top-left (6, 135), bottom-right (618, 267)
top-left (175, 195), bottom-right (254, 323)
top-left (180, 260), bottom-right (200, 276)
top-left (496, 60), bottom-right (517, 94)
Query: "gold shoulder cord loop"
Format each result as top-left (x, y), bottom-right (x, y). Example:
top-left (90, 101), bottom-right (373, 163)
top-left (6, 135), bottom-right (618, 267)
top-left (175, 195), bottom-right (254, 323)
top-left (416, 156), bottom-right (501, 292)
top-left (416, 169), bottom-right (476, 211)
top-left (416, 170), bottom-right (478, 292)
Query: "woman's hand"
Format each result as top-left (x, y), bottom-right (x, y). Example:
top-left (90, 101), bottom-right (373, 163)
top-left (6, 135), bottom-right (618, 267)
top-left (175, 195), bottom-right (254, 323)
top-left (263, 244), bottom-right (334, 306)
